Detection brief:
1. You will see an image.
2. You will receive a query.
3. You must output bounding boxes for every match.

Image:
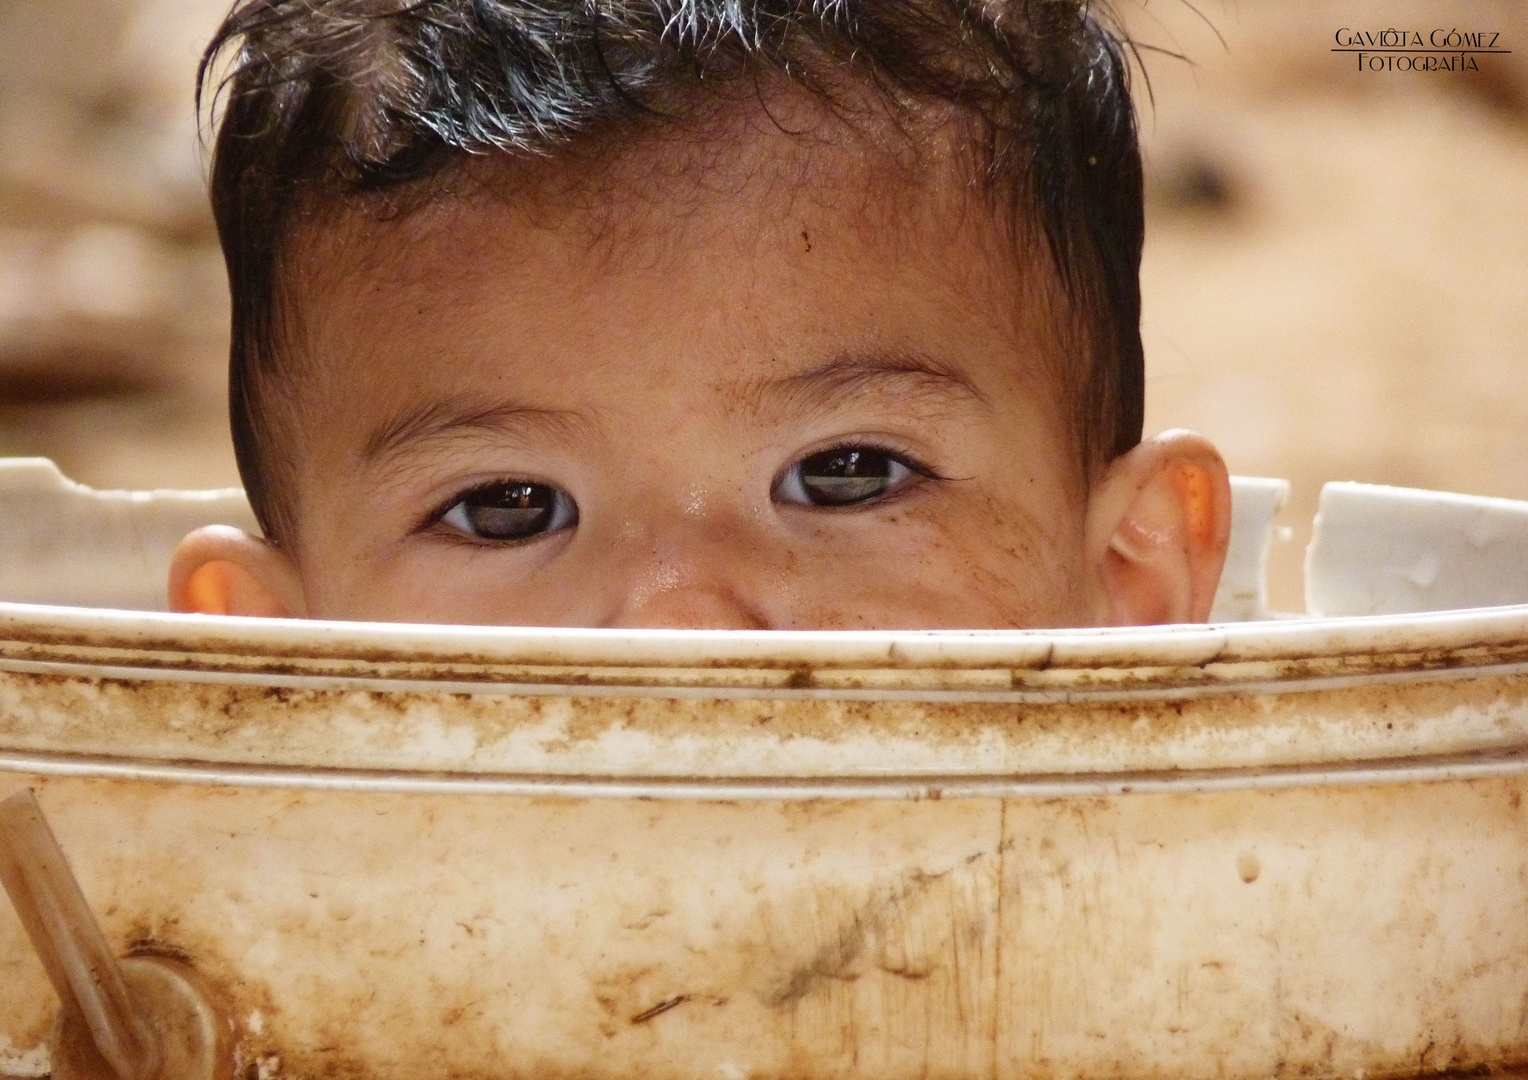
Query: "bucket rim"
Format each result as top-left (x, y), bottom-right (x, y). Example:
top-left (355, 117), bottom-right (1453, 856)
top-left (2, 600), bottom-right (1527, 687)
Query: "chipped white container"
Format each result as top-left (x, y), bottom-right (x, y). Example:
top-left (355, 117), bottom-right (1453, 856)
top-left (1, 460), bottom-right (1526, 1080)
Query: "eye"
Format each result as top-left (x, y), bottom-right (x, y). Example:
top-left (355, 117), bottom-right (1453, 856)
top-left (774, 446), bottom-right (921, 508)
top-left (438, 481), bottom-right (578, 542)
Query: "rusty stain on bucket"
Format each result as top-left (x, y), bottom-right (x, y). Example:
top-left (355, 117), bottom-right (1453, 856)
top-left (2, 602), bottom-right (1528, 1078)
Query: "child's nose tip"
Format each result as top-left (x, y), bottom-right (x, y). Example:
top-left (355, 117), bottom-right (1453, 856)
top-left (598, 513), bottom-right (782, 629)
top-left (602, 580), bottom-right (772, 630)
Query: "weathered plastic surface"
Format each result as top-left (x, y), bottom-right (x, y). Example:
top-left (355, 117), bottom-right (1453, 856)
top-left (2, 458), bottom-right (1527, 1077)
top-left (1308, 480), bottom-right (1528, 617)
top-left (0, 459), bottom-right (255, 612)
top-left (1207, 475), bottom-right (1289, 622)
top-left (2, 601), bottom-right (1527, 1079)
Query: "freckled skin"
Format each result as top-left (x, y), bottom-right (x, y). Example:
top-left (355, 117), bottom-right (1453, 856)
top-left (278, 111), bottom-right (1097, 630)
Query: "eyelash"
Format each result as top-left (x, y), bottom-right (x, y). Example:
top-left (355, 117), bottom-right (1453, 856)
top-left (427, 442), bottom-right (939, 543)
top-left (429, 479), bottom-right (578, 544)
top-left (772, 442), bottom-right (940, 509)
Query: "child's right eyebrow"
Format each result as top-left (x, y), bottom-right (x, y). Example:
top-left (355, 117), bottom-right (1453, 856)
top-left (358, 397), bottom-right (593, 468)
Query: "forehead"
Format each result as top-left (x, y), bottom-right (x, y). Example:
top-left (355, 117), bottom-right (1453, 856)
top-left (280, 94), bottom-right (1070, 440)
top-left (295, 93), bottom-right (1047, 317)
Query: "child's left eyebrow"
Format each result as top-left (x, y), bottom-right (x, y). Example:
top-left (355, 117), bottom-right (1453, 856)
top-left (730, 350), bottom-right (990, 422)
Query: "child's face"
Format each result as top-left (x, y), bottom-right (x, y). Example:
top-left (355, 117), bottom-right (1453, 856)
top-left (173, 115), bottom-right (1231, 629)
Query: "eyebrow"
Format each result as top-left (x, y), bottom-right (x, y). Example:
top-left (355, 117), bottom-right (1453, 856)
top-left (734, 351), bottom-right (990, 422)
top-left (360, 396), bottom-right (589, 465)
top-left (359, 350), bottom-right (984, 464)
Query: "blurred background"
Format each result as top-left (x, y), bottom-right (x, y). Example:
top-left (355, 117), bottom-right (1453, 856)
top-left (0, 0), bottom-right (1524, 611)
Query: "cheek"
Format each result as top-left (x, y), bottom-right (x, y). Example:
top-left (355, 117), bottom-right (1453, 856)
top-left (913, 498), bottom-right (1088, 627)
top-left (283, 485), bottom-right (446, 621)
top-left (779, 492), bottom-right (1089, 630)
top-left (301, 546), bottom-right (555, 624)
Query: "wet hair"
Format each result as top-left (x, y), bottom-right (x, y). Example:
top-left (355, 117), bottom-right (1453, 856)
top-left (200, 0), bottom-right (1144, 544)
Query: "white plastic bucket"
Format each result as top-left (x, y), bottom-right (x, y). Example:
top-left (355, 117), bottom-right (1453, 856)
top-left (1, 462), bottom-right (1525, 1080)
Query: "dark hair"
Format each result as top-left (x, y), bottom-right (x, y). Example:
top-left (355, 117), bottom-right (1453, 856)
top-left (200, 0), bottom-right (1144, 544)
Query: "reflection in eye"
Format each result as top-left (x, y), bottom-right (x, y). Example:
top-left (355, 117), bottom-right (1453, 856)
top-left (775, 447), bottom-right (919, 508)
top-left (439, 481), bottom-right (578, 541)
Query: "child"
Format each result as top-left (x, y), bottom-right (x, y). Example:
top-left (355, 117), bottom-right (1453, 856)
top-left (169, 0), bottom-right (1230, 629)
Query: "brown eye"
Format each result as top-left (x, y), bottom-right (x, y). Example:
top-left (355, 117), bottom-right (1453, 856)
top-left (440, 481), bottom-right (577, 541)
top-left (775, 447), bottom-right (917, 508)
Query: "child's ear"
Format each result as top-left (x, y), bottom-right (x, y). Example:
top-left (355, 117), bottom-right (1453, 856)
top-left (167, 526), bottom-right (306, 618)
top-left (1085, 429), bottom-right (1232, 626)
